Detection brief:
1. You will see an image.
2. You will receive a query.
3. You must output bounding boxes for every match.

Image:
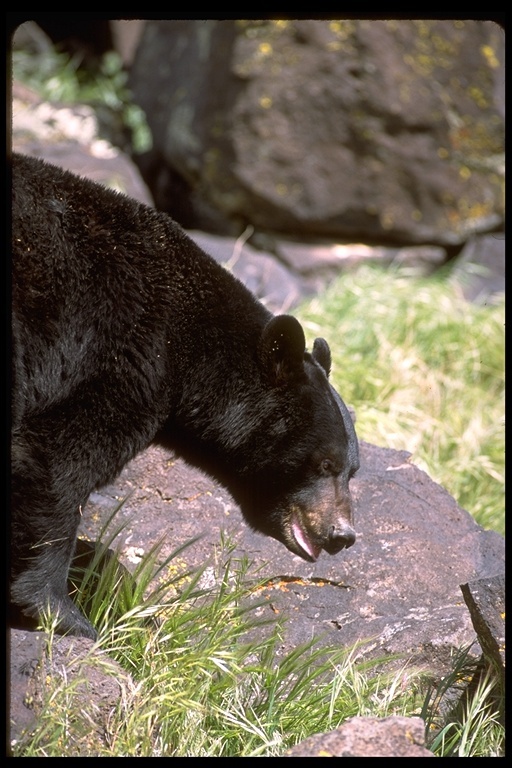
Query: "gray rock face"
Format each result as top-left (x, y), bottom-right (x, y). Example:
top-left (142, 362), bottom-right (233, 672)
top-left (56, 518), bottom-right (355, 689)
top-left (284, 715), bottom-right (434, 757)
top-left (130, 19), bottom-right (504, 244)
top-left (450, 234), bottom-right (505, 304)
top-left (11, 77), bottom-right (505, 314)
top-left (461, 574), bottom-right (505, 679)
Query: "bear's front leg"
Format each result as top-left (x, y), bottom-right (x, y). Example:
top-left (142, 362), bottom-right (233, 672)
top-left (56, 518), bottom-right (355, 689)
top-left (10, 434), bottom-right (98, 640)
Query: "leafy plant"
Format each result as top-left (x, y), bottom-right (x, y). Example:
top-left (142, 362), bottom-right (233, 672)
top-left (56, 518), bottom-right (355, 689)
top-left (12, 43), bottom-right (152, 154)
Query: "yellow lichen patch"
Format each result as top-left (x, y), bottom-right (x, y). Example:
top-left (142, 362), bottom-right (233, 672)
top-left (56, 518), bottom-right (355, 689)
top-left (467, 86), bottom-right (489, 109)
top-left (252, 576), bottom-right (342, 595)
top-left (481, 44), bottom-right (500, 69)
top-left (258, 42), bottom-right (272, 56)
top-left (379, 211), bottom-right (395, 230)
top-left (329, 20), bottom-right (356, 39)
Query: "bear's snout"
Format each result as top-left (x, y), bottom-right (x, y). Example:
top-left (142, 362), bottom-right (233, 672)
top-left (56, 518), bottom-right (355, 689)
top-left (324, 521), bottom-right (356, 554)
top-left (285, 499), bottom-right (356, 562)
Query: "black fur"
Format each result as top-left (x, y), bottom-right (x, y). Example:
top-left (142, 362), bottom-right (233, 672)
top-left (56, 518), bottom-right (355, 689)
top-left (11, 153), bottom-right (359, 639)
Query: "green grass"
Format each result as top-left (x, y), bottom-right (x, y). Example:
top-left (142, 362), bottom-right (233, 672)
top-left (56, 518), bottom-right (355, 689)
top-left (299, 264), bottom-right (505, 536)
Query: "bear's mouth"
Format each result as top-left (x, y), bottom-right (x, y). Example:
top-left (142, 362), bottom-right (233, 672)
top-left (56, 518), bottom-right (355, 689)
top-left (291, 514), bottom-right (322, 562)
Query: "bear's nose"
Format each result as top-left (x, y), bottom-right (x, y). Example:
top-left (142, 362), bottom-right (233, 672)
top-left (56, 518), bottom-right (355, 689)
top-left (327, 523), bottom-right (356, 553)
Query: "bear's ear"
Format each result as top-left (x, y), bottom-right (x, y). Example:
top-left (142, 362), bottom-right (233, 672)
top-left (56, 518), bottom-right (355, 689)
top-left (312, 337), bottom-right (332, 377)
top-left (259, 315), bottom-right (306, 385)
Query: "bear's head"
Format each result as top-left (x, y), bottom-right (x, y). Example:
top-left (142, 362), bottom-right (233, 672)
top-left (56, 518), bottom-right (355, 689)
top-left (231, 315), bottom-right (359, 562)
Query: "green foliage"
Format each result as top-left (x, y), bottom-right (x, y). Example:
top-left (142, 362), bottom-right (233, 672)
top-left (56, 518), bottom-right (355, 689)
top-left (12, 45), bottom-right (152, 154)
top-left (299, 264), bottom-right (505, 535)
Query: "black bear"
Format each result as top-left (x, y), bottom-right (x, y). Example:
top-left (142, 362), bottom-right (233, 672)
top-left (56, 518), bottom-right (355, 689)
top-left (11, 153), bottom-right (359, 639)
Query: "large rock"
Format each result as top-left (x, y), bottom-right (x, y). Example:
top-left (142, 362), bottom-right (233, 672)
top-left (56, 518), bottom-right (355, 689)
top-left (449, 233), bottom-right (505, 304)
top-left (284, 716), bottom-right (434, 757)
top-left (129, 19), bottom-right (504, 244)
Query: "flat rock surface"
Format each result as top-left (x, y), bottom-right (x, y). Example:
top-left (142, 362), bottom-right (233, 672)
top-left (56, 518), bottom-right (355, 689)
top-left (284, 715), bottom-right (434, 757)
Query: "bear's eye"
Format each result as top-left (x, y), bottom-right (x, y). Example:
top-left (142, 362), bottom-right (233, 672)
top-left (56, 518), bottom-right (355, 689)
top-left (320, 458), bottom-right (334, 475)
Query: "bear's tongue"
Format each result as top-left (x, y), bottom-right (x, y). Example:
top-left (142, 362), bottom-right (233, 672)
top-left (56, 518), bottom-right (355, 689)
top-left (292, 516), bottom-right (321, 561)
